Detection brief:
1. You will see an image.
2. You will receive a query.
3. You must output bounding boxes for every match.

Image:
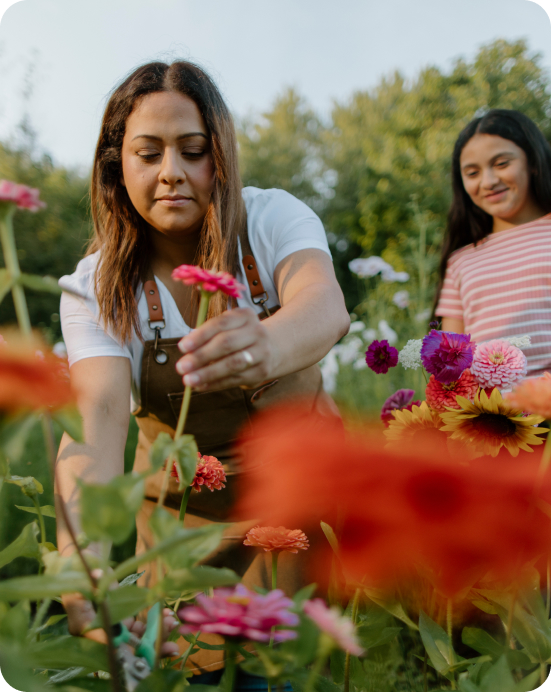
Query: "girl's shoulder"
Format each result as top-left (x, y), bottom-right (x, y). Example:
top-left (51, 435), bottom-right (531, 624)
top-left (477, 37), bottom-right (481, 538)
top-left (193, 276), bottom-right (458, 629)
top-left (58, 251), bottom-right (100, 304)
top-left (242, 186), bottom-right (321, 226)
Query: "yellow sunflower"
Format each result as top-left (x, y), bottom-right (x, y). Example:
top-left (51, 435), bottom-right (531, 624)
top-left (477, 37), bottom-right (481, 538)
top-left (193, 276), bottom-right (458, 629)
top-left (439, 388), bottom-right (547, 457)
top-left (384, 401), bottom-right (445, 446)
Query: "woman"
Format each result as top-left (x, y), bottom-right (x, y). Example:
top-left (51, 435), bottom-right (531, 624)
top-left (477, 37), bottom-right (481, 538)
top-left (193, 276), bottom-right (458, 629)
top-left (56, 60), bottom-right (349, 677)
top-left (435, 109), bottom-right (551, 377)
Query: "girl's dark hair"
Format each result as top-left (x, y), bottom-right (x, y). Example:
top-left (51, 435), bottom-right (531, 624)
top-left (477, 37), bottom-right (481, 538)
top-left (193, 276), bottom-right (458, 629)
top-left (88, 61), bottom-right (245, 342)
top-left (434, 109), bottom-right (551, 313)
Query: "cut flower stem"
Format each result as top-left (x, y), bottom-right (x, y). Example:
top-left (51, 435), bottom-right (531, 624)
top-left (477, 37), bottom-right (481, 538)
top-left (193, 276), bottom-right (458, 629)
top-left (0, 203), bottom-right (32, 336)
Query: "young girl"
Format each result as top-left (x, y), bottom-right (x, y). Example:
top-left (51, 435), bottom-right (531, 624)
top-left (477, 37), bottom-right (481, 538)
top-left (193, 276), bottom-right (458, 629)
top-left (56, 60), bottom-right (349, 678)
top-left (435, 109), bottom-right (551, 378)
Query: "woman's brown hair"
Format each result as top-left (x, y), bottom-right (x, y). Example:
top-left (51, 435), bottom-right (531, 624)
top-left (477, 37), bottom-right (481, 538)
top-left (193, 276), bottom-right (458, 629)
top-left (88, 60), bottom-right (245, 342)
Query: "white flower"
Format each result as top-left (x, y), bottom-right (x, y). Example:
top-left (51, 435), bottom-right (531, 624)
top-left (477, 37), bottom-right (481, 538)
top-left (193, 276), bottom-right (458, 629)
top-left (320, 349), bottom-right (340, 393)
top-left (398, 339), bottom-right (423, 370)
top-left (338, 337), bottom-right (364, 365)
top-left (378, 320), bottom-right (398, 345)
top-left (382, 269), bottom-right (410, 283)
top-left (349, 321), bottom-right (365, 333)
top-left (353, 358), bottom-right (367, 370)
top-left (349, 256), bottom-right (392, 278)
top-left (363, 328), bottom-right (377, 342)
top-left (392, 290), bottom-right (409, 309)
top-left (502, 335), bottom-right (531, 350)
top-left (415, 309), bottom-right (431, 322)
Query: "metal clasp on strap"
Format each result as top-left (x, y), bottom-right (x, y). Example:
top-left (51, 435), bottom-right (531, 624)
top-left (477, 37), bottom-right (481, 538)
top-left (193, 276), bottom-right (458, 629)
top-left (252, 292), bottom-right (271, 318)
top-left (148, 319), bottom-right (168, 364)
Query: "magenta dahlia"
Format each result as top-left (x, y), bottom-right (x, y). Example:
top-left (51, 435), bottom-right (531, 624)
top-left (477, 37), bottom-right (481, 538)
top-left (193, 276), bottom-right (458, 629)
top-left (381, 389), bottom-right (421, 424)
top-left (420, 330), bottom-right (475, 384)
top-left (365, 340), bottom-right (399, 374)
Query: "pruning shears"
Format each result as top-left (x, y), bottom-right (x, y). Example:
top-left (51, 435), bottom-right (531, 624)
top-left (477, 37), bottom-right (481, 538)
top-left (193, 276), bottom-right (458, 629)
top-left (112, 602), bottom-right (161, 691)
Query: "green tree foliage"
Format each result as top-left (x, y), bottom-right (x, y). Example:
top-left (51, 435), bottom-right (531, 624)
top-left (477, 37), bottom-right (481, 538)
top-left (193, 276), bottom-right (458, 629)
top-left (0, 142), bottom-right (92, 339)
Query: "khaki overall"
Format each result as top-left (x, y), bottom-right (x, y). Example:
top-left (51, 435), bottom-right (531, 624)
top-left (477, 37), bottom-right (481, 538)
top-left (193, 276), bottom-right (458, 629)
top-left (133, 224), bottom-right (338, 673)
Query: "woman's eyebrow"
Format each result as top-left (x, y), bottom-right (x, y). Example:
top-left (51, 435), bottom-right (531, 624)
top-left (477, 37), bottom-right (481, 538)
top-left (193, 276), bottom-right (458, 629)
top-left (461, 151), bottom-right (517, 170)
top-left (131, 132), bottom-right (208, 142)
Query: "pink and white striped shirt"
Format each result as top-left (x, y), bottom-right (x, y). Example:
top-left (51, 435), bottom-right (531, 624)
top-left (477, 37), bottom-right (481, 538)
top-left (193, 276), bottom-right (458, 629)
top-left (436, 214), bottom-right (551, 379)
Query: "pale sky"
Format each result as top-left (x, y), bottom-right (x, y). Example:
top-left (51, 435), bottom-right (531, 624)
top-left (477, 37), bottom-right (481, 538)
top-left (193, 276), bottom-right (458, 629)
top-left (0, 0), bottom-right (550, 170)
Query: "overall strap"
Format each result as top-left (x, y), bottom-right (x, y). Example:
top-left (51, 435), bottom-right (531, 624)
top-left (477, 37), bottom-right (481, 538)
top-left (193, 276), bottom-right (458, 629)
top-left (143, 269), bottom-right (168, 364)
top-left (239, 216), bottom-right (274, 318)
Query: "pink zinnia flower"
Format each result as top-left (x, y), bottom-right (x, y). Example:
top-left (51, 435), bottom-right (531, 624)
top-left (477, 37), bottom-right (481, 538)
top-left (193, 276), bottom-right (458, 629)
top-left (303, 599), bottom-right (364, 656)
top-left (365, 339), bottom-right (399, 374)
top-left (471, 339), bottom-right (527, 389)
top-left (243, 526), bottom-right (309, 553)
top-left (421, 330), bottom-right (474, 384)
top-left (171, 453), bottom-right (226, 492)
top-left (381, 389), bottom-right (421, 424)
top-left (506, 371), bottom-right (551, 419)
top-left (0, 180), bottom-right (46, 212)
top-left (177, 584), bottom-right (299, 642)
top-left (425, 369), bottom-right (479, 412)
top-left (171, 265), bottom-right (245, 299)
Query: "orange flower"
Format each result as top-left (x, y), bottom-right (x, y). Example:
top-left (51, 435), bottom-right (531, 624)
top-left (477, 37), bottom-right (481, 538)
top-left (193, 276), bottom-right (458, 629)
top-left (0, 336), bottom-right (74, 412)
top-left (244, 526), bottom-right (309, 553)
top-left (505, 371), bottom-right (551, 419)
top-left (236, 405), bottom-right (551, 598)
top-left (171, 453), bottom-right (226, 492)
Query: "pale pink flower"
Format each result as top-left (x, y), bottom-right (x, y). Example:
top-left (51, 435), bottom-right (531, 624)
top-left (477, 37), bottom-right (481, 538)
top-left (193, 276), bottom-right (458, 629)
top-left (178, 584), bottom-right (299, 642)
top-left (471, 339), bottom-right (527, 389)
top-left (0, 180), bottom-right (46, 212)
top-left (244, 526), bottom-right (309, 553)
top-left (506, 371), bottom-right (551, 419)
top-left (171, 265), bottom-right (245, 298)
top-left (171, 453), bottom-right (226, 492)
top-left (425, 369), bottom-right (479, 412)
top-left (303, 599), bottom-right (364, 656)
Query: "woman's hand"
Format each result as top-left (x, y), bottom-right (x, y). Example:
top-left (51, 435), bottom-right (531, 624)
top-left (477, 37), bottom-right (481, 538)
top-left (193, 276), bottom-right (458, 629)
top-left (176, 307), bottom-right (276, 392)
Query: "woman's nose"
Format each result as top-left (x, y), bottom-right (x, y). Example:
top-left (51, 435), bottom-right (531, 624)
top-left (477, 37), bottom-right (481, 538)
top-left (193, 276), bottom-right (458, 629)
top-left (480, 165), bottom-right (500, 189)
top-left (159, 148), bottom-right (186, 185)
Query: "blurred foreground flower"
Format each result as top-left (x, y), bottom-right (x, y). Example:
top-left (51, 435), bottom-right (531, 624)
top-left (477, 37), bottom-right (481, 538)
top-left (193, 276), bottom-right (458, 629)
top-left (244, 526), bottom-right (309, 553)
top-left (365, 339), bottom-right (398, 374)
top-left (303, 599), bottom-right (364, 656)
top-left (425, 369), bottom-right (478, 412)
top-left (178, 584), bottom-right (298, 642)
top-left (440, 388), bottom-right (546, 457)
top-left (421, 330), bottom-right (474, 384)
top-left (172, 265), bottom-right (245, 299)
top-left (171, 453), bottom-right (226, 492)
top-left (471, 339), bottom-right (527, 389)
top-left (237, 405), bottom-right (551, 598)
top-left (0, 335), bottom-right (74, 412)
top-left (384, 401), bottom-right (444, 444)
top-left (380, 389), bottom-right (420, 424)
top-left (0, 180), bottom-right (46, 212)
top-left (506, 371), bottom-right (551, 419)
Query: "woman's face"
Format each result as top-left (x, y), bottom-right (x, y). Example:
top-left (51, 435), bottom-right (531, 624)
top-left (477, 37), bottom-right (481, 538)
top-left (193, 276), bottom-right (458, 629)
top-left (459, 133), bottom-right (538, 227)
top-left (120, 91), bottom-right (215, 240)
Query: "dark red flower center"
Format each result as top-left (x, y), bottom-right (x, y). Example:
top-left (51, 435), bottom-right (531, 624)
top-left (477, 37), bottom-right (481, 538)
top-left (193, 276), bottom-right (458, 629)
top-left (471, 413), bottom-right (517, 439)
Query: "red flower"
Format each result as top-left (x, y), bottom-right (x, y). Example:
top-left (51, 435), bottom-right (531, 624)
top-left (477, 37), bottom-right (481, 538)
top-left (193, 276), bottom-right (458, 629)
top-left (171, 265), bottom-right (245, 299)
top-left (0, 180), bottom-right (46, 212)
top-left (236, 406), bottom-right (551, 598)
top-left (425, 369), bottom-right (478, 412)
top-left (171, 453), bottom-right (226, 492)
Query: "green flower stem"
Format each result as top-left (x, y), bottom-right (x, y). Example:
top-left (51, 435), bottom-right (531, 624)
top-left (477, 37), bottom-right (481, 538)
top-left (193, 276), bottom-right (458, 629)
top-left (447, 599), bottom-right (455, 690)
top-left (304, 637), bottom-right (333, 692)
top-left (271, 552), bottom-right (279, 591)
top-left (344, 589), bottom-right (361, 692)
top-left (225, 641), bottom-right (238, 692)
top-left (28, 597), bottom-right (51, 642)
top-left (179, 484), bottom-right (193, 521)
top-left (0, 203), bottom-right (31, 336)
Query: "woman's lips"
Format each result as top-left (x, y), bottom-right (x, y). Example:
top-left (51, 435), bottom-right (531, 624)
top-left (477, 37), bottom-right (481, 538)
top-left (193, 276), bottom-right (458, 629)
top-left (485, 189), bottom-right (508, 202)
top-left (156, 197), bottom-right (191, 207)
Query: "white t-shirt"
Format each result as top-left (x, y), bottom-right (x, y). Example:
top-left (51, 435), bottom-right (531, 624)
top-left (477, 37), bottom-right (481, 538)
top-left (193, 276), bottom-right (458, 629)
top-left (59, 186), bottom-right (331, 410)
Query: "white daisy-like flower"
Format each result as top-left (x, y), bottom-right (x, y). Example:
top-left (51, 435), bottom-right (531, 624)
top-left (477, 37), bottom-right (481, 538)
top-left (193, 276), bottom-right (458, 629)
top-left (398, 339), bottom-right (423, 370)
top-left (502, 335), bottom-right (531, 350)
top-left (392, 290), bottom-right (409, 309)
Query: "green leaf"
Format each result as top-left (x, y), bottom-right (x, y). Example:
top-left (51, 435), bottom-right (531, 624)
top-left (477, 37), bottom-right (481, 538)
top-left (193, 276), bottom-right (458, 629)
top-left (320, 521), bottom-right (339, 554)
top-left (0, 572), bottom-right (91, 601)
top-left (51, 406), bottom-right (84, 443)
top-left (87, 586), bottom-right (152, 630)
top-left (292, 583), bottom-right (317, 607)
top-left (462, 627), bottom-right (532, 670)
top-left (119, 571), bottom-right (145, 587)
top-left (476, 655), bottom-right (517, 692)
top-left (161, 566), bottom-right (239, 594)
top-left (418, 610), bottom-right (455, 675)
top-left (363, 588), bottom-right (419, 631)
top-left (47, 666), bottom-right (87, 684)
top-left (0, 268), bottom-right (14, 304)
top-left (27, 635), bottom-right (110, 672)
top-left (0, 521), bottom-right (40, 568)
top-left (182, 635), bottom-right (226, 651)
top-left (19, 272), bottom-right (63, 295)
top-left (15, 504), bottom-right (56, 518)
top-left (149, 431), bottom-right (175, 471)
top-left (172, 435), bottom-right (198, 489)
top-left (357, 625), bottom-right (401, 649)
top-left (134, 668), bottom-right (188, 692)
top-left (0, 412), bottom-right (40, 462)
top-left (6, 474), bottom-right (44, 498)
top-left (281, 613), bottom-right (319, 667)
top-left (0, 601), bottom-right (30, 644)
top-left (80, 473), bottom-right (145, 545)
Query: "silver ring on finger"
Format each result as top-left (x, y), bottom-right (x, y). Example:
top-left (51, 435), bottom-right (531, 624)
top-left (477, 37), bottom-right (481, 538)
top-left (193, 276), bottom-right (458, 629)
top-left (242, 349), bottom-right (254, 367)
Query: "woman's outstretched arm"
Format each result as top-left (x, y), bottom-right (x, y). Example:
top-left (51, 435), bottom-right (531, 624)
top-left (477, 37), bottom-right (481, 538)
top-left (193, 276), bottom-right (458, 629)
top-left (441, 317), bottom-right (465, 333)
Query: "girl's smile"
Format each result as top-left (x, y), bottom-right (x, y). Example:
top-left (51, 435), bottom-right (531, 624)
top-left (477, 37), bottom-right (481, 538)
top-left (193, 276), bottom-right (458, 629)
top-left (459, 133), bottom-right (544, 232)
